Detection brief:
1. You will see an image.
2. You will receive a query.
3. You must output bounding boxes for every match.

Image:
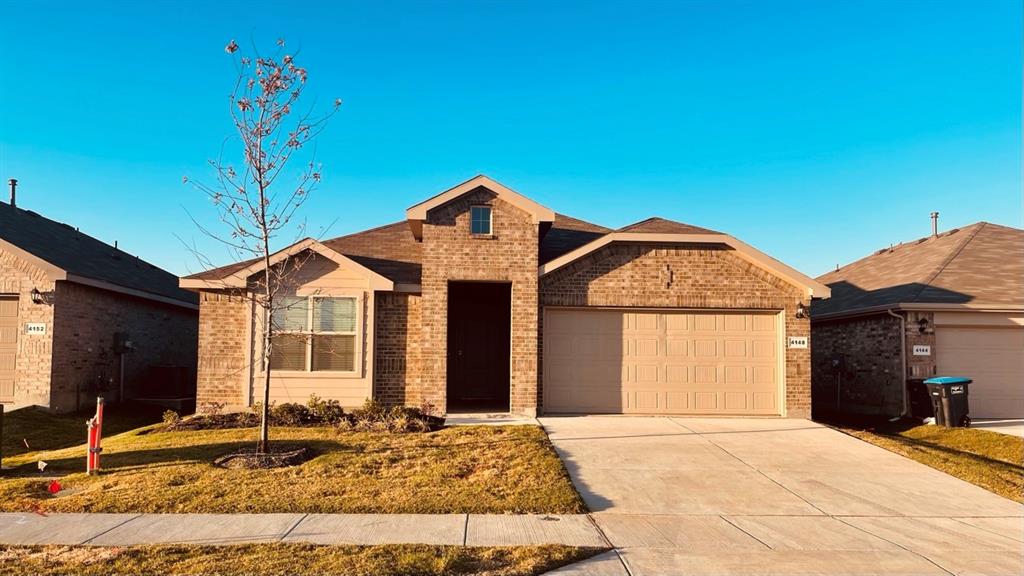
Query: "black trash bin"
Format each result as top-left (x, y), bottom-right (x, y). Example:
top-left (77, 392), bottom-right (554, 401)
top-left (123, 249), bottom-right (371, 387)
top-left (924, 377), bottom-right (972, 427)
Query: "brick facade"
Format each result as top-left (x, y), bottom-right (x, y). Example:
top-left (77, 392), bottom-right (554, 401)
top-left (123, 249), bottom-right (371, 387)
top-left (0, 247), bottom-right (56, 407)
top-left (190, 182), bottom-right (819, 419)
top-left (373, 291), bottom-right (423, 407)
top-left (0, 247), bottom-right (198, 413)
top-left (419, 187), bottom-right (540, 415)
top-left (195, 291), bottom-right (252, 410)
top-left (49, 282), bottom-right (198, 412)
top-left (540, 244), bottom-right (811, 417)
top-left (811, 310), bottom-right (936, 417)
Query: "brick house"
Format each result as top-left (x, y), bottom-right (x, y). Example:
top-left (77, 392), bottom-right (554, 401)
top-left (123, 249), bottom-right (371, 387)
top-left (0, 185), bottom-right (199, 413)
top-left (811, 221), bottom-right (1023, 419)
top-left (182, 175), bottom-right (829, 417)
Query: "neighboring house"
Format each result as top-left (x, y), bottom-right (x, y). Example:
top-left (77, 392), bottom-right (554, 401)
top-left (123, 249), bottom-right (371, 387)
top-left (0, 182), bottom-right (199, 413)
top-left (811, 221), bottom-right (1023, 419)
top-left (181, 175), bottom-right (829, 417)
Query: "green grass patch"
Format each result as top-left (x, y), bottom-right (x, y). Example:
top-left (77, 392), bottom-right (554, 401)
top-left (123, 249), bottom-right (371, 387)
top-left (0, 543), bottom-right (605, 576)
top-left (821, 414), bottom-right (1024, 503)
top-left (1, 413), bottom-right (585, 514)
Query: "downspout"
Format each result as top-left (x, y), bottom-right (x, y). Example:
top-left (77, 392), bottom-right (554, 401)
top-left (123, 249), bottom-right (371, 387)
top-left (886, 309), bottom-right (908, 418)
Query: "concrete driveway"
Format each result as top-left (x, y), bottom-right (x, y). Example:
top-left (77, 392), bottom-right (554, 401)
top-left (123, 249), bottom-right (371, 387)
top-left (541, 416), bottom-right (1023, 576)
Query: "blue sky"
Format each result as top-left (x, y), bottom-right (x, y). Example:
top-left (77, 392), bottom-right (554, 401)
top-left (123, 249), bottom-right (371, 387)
top-left (1, 0), bottom-right (1020, 278)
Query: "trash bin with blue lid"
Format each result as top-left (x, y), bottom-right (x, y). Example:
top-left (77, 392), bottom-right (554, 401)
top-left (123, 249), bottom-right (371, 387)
top-left (924, 377), bottom-right (972, 427)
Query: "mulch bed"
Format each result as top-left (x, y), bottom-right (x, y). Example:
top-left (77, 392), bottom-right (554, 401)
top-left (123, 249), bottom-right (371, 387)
top-left (213, 445), bottom-right (315, 469)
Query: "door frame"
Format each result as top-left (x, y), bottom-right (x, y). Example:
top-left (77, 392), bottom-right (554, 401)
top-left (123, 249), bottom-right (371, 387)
top-left (446, 280), bottom-right (513, 413)
top-left (541, 306), bottom-right (787, 416)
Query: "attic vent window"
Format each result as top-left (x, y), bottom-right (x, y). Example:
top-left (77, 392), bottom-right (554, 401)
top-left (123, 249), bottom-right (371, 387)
top-left (470, 205), bottom-right (492, 235)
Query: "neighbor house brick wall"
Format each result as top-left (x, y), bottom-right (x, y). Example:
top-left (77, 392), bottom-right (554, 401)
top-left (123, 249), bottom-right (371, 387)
top-left (810, 314), bottom-right (903, 416)
top-left (420, 187), bottom-right (540, 415)
top-left (196, 290), bottom-right (252, 410)
top-left (0, 247), bottom-right (55, 407)
top-left (539, 243), bottom-right (811, 417)
top-left (373, 291), bottom-right (423, 407)
top-left (904, 311), bottom-right (936, 380)
top-left (47, 281), bottom-right (198, 413)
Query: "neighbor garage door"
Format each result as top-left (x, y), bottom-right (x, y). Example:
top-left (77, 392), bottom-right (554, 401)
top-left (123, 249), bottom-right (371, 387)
top-left (543, 309), bottom-right (781, 415)
top-left (937, 326), bottom-right (1024, 418)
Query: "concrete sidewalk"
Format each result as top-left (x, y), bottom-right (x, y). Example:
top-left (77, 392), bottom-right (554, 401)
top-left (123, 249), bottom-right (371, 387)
top-left (0, 512), bottom-right (607, 548)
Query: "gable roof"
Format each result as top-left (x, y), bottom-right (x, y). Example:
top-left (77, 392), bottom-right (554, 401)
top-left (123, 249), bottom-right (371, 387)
top-left (616, 217), bottom-right (721, 235)
top-left (182, 183), bottom-right (826, 299)
top-left (181, 237), bottom-right (396, 291)
top-left (0, 201), bottom-right (197, 307)
top-left (185, 214), bottom-right (608, 287)
top-left (405, 175), bottom-right (555, 240)
top-left (812, 222), bottom-right (1024, 318)
top-left (540, 216), bottom-right (830, 299)
top-left (540, 213), bottom-right (612, 265)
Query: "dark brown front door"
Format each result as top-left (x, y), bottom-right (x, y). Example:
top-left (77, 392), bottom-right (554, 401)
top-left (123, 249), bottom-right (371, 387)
top-left (447, 282), bottom-right (511, 412)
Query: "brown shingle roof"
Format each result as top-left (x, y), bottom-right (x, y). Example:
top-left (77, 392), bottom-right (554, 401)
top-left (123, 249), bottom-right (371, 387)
top-left (539, 213), bottom-right (611, 265)
top-left (813, 222), bottom-right (1024, 317)
top-left (188, 212), bottom-right (614, 285)
top-left (0, 202), bottom-right (197, 305)
top-left (616, 217), bottom-right (721, 235)
top-left (322, 221), bottom-right (422, 284)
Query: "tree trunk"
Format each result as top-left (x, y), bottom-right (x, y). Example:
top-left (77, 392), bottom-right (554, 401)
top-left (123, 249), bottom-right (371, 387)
top-left (257, 229), bottom-right (273, 454)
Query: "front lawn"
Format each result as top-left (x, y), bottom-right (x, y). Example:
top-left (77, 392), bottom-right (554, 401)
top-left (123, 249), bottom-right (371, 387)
top-left (821, 414), bottom-right (1024, 503)
top-left (0, 417), bottom-right (585, 514)
top-left (1, 402), bottom-right (165, 460)
top-left (0, 544), bottom-right (604, 576)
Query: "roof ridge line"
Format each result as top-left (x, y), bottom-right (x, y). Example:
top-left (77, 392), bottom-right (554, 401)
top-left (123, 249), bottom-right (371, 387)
top-left (910, 222), bottom-right (986, 302)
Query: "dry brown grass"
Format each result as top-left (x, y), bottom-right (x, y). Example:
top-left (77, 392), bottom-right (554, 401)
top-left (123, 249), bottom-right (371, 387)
top-left (0, 543), bottom-right (605, 576)
top-left (828, 417), bottom-right (1024, 503)
top-left (0, 417), bottom-right (585, 514)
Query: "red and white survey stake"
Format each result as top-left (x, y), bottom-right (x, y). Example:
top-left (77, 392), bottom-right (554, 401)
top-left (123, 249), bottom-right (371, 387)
top-left (86, 397), bottom-right (104, 475)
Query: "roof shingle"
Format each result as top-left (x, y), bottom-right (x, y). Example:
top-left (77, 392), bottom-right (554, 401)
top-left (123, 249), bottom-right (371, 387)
top-left (813, 222), bottom-right (1024, 317)
top-left (616, 217), bottom-right (721, 235)
top-left (0, 202), bottom-right (197, 305)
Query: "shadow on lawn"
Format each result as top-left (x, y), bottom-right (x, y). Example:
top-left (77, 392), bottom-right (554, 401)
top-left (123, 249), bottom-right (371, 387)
top-left (1, 402), bottom-right (166, 459)
top-left (816, 411), bottom-right (1024, 470)
top-left (3, 439), bottom-right (349, 478)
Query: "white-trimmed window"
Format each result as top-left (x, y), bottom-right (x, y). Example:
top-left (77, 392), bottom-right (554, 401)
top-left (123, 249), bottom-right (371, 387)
top-left (470, 205), bottom-right (492, 235)
top-left (269, 296), bottom-right (358, 372)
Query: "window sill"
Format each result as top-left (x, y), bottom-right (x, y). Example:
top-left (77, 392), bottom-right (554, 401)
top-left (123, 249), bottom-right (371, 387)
top-left (260, 370), bottom-right (364, 380)
top-left (470, 233), bottom-right (498, 240)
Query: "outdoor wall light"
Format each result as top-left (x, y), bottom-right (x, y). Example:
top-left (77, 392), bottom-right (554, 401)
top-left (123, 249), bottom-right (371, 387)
top-left (30, 288), bottom-right (53, 305)
top-left (795, 302), bottom-right (808, 319)
top-left (918, 317), bottom-right (931, 334)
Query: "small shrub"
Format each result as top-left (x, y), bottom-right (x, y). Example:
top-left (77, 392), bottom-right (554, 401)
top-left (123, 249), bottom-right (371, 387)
top-left (307, 394), bottom-right (345, 424)
top-left (198, 401), bottom-right (225, 416)
top-left (349, 400), bottom-right (442, 433)
top-left (271, 403), bottom-right (312, 426)
top-left (162, 410), bottom-right (181, 426)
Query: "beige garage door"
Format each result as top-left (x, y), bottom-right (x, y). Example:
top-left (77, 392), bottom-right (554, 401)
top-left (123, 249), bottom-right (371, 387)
top-left (0, 295), bottom-right (18, 402)
top-left (937, 327), bottom-right (1024, 418)
top-left (543, 309), bottom-right (781, 415)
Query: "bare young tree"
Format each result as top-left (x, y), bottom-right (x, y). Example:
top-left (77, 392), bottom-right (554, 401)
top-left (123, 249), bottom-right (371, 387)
top-left (186, 38), bottom-right (340, 453)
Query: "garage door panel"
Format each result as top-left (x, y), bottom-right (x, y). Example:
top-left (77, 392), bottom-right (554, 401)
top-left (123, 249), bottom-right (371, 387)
top-left (666, 364), bottom-right (689, 383)
top-left (693, 315), bottom-right (718, 332)
top-left (544, 309), bottom-right (781, 415)
top-left (937, 326), bottom-right (1024, 418)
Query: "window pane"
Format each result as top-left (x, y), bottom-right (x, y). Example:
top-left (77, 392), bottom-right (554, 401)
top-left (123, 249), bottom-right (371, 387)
top-left (471, 206), bottom-right (491, 234)
top-left (272, 296), bottom-right (308, 332)
top-left (312, 334), bottom-right (355, 371)
top-left (269, 334), bottom-right (307, 371)
top-left (313, 297), bottom-right (356, 333)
